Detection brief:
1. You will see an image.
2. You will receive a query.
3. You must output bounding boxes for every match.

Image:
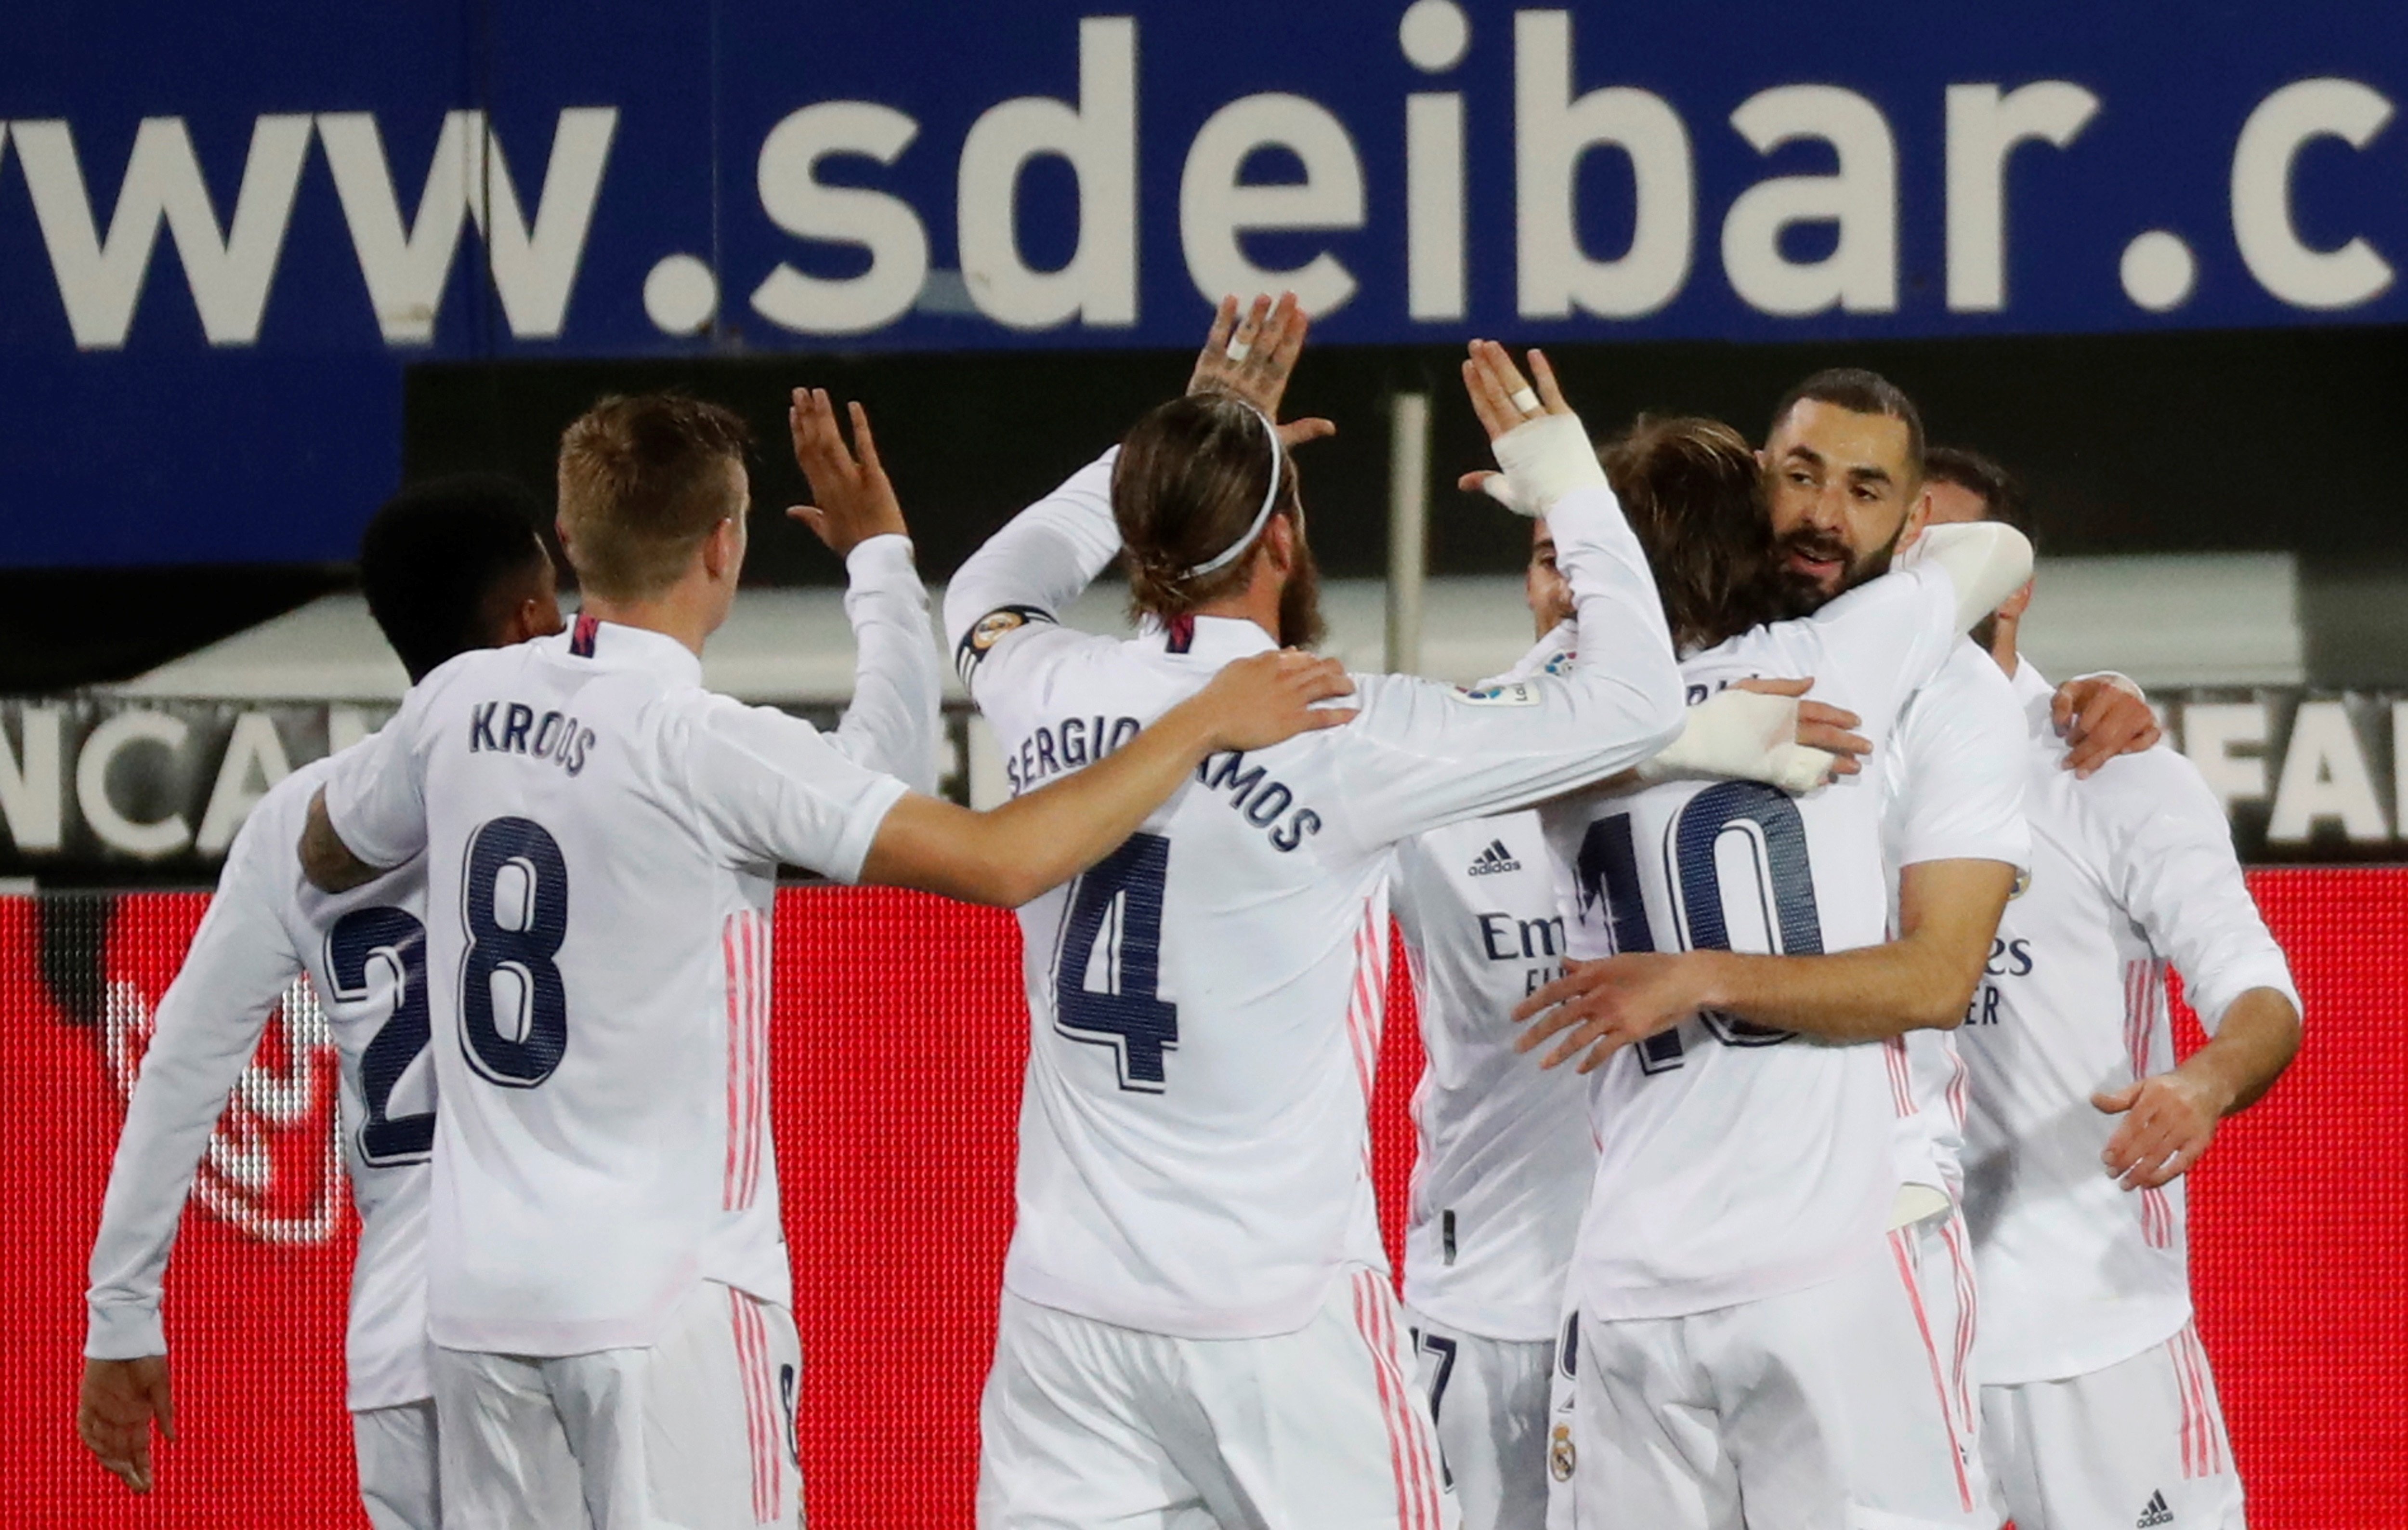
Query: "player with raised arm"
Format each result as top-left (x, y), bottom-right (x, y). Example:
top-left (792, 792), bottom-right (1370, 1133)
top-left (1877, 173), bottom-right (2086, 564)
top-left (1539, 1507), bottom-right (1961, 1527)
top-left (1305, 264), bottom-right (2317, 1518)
top-left (1515, 410), bottom-right (2035, 1528)
top-left (1394, 510), bottom-right (1867, 1530)
top-left (78, 475), bottom-right (565, 1528)
top-left (1929, 449), bottom-right (2300, 1530)
top-left (945, 293), bottom-right (1805, 1530)
top-left (1518, 376), bottom-right (2165, 1525)
top-left (298, 389), bottom-right (1354, 1530)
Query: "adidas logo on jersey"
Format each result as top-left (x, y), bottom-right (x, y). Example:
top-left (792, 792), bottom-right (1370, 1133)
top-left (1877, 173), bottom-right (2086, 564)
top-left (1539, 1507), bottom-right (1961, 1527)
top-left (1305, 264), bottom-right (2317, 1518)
top-left (1466, 840), bottom-right (1521, 876)
top-left (2135, 1490), bottom-right (2175, 1528)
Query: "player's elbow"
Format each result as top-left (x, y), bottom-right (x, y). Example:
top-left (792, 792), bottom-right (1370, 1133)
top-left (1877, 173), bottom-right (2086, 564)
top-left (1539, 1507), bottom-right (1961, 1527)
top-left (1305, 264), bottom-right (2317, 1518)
top-left (298, 793), bottom-right (380, 894)
top-left (956, 838), bottom-right (1052, 910)
top-left (970, 868), bottom-right (1048, 911)
top-left (1913, 964), bottom-right (1983, 1031)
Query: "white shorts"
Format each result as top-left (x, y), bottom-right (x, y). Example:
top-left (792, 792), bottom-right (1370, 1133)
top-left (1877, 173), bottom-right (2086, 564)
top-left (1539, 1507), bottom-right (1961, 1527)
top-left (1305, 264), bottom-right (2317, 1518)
top-left (1898, 1204), bottom-right (1986, 1509)
top-left (1571, 1234), bottom-right (1990, 1530)
top-left (1402, 1306), bottom-right (1552, 1530)
top-left (353, 1399), bottom-right (439, 1530)
top-left (433, 1279), bottom-right (803, 1530)
top-left (1980, 1322), bottom-right (2243, 1530)
top-left (979, 1267), bottom-right (1460, 1530)
top-left (1542, 1312), bottom-right (1577, 1530)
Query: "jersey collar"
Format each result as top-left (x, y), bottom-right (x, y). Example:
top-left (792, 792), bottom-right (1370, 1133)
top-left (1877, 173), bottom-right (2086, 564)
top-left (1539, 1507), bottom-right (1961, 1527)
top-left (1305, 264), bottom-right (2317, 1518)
top-left (1151, 613), bottom-right (1278, 662)
top-left (551, 616), bottom-right (704, 686)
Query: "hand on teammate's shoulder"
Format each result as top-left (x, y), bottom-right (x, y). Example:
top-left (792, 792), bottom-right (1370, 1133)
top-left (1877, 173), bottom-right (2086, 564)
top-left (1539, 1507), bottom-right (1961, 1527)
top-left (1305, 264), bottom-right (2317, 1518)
top-left (1186, 650), bottom-right (1358, 752)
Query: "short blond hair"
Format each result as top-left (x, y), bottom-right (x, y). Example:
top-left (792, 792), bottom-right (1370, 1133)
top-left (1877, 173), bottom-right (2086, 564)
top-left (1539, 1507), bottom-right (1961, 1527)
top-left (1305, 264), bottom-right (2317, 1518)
top-left (556, 394), bottom-right (750, 600)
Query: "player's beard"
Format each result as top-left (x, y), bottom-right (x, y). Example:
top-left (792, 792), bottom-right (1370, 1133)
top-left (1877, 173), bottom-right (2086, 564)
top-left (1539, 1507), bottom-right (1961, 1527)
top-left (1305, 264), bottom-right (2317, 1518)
top-left (1278, 538), bottom-right (1327, 650)
top-left (1769, 523), bottom-right (1902, 619)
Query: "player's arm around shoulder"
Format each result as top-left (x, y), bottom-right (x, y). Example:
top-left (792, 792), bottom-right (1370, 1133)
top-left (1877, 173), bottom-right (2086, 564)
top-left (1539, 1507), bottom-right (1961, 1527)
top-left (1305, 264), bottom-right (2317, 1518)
top-left (300, 658), bottom-right (472, 891)
top-left (1509, 662), bottom-right (2016, 1074)
top-left (2080, 744), bottom-right (2303, 1190)
top-left (863, 649), bottom-right (1356, 908)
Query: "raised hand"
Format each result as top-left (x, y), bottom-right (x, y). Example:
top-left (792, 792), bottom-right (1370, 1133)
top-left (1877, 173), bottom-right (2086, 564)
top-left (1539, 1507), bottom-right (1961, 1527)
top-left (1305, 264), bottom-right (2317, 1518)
top-left (1457, 340), bottom-right (1582, 510)
top-left (1459, 339), bottom-right (1572, 448)
top-left (79, 1354), bottom-right (175, 1493)
top-left (1184, 649), bottom-right (1358, 752)
top-left (787, 387), bottom-right (909, 557)
top-left (1458, 340), bottom-right (1601, 515)
top-left (1187, 292), bottom-right (1336, 450)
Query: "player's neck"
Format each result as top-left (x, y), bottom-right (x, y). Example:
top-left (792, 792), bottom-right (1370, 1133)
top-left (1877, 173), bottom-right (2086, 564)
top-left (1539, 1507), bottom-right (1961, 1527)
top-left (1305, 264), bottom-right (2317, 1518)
top-left (1190, 568), bottom-right (1284, 646)
top-left (1989, 613), bottom-right (2021, 678)
top-left (578, 585), bottom-right (726, 659)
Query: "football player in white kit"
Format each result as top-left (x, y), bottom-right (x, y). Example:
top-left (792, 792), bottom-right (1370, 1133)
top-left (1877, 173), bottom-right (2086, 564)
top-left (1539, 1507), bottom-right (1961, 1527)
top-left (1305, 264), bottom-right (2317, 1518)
top-left (1390, 521), bottom-right (1593, 1530)
top-left (1926, 451), bottom-right (2302, 1530)
top-left (1760, 379), bottom-right (2039, 1514)
top-left (947, 293), bottom-right (1867, 1530)
top-left (1395, 515), bottom-right (1864, 1530)
top-left (1522, 381), bottom-right (2166, 1529)
top-left (79, 475), bottom-right (565, 1528)
top-left (301, 388), bottom-right (1356, 1530)
top-left (1517, 411), bottom-right (2037, 1528)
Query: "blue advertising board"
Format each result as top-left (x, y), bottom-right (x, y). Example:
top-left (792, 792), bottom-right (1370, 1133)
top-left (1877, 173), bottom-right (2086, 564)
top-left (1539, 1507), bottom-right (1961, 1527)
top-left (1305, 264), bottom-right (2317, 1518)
top-left (3, 1), bottom-right (2405, 565)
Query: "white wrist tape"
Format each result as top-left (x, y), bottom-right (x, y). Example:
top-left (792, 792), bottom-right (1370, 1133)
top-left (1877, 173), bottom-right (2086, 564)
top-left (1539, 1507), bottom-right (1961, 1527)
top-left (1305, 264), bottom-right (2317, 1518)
top-left (1490, 413), bottom-right (1607, 515)
top-left (1633, 688), bottom-right (1834, 795)
top-left (1478, 474), bottom-right (1532, 516)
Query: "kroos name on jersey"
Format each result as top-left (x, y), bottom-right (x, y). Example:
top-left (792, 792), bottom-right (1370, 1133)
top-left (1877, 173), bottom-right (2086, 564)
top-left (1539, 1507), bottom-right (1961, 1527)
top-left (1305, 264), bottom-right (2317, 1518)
top-left (468, 700), bottom-right (597, 776)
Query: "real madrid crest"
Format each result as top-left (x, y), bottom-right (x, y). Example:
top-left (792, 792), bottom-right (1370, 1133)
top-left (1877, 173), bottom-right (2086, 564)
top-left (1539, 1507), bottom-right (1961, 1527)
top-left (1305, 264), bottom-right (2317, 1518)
top-left (1550, 1423), bottom-right (1577, 1482)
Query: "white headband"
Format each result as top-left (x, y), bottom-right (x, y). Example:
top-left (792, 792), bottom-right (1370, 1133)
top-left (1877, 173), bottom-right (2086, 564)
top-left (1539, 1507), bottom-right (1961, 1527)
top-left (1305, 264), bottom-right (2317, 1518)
top-left (1180, 404), bottom-right (1285, 580)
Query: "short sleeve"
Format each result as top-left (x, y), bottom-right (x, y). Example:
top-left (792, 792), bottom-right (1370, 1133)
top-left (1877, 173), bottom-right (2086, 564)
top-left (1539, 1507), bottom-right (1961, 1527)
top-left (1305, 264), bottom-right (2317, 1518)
top-left (679, 695), bottom-right (912, 883)
top-left (321, 682), bottom-right (433, 870)
top-left (2099, 750), bottom-right (2301, 1032)
top-left (1886, 642), bottom-right (2030, 871)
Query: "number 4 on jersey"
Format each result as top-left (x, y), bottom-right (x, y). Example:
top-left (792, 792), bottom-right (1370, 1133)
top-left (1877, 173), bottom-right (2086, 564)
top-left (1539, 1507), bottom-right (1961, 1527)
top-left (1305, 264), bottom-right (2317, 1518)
top-left (1053, 832), bottom-right (1178, 1092)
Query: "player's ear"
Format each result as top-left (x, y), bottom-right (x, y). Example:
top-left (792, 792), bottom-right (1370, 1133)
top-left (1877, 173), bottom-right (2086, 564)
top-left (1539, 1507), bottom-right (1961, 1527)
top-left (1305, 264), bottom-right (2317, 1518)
top-left (702, 514), bottom-right (744, 583)
top-left (1999, 578), bottom-right (2035, 620)
top-left (1898, 485), bottom-right (1932, 550)
top-left (1262, 512), bottom-right (1298, 577)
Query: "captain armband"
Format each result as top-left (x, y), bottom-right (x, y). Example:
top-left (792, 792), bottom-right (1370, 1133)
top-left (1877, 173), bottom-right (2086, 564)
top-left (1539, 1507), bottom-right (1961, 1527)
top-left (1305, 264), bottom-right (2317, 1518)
top-left (955, 605), bottom-right (1058, 688)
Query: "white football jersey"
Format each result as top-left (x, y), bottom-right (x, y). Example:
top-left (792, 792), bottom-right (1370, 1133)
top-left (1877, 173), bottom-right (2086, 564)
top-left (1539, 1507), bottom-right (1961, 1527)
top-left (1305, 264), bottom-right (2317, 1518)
top-left (1541, 561), bottom-right (1964, 1322)
top-left (1959, 661), bottom-right (2299, 1385)
top-left (1875, 638), bottom-right (2031, 1199)
top-left (323, 538), bottom-right (934, 1355)
top-left (1394, 809), bottom-right (1595, 1344)
top-left (87, 752), bottom-right (437, 1411)
top-left (947, 451), bottom-right (1684, 1339)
